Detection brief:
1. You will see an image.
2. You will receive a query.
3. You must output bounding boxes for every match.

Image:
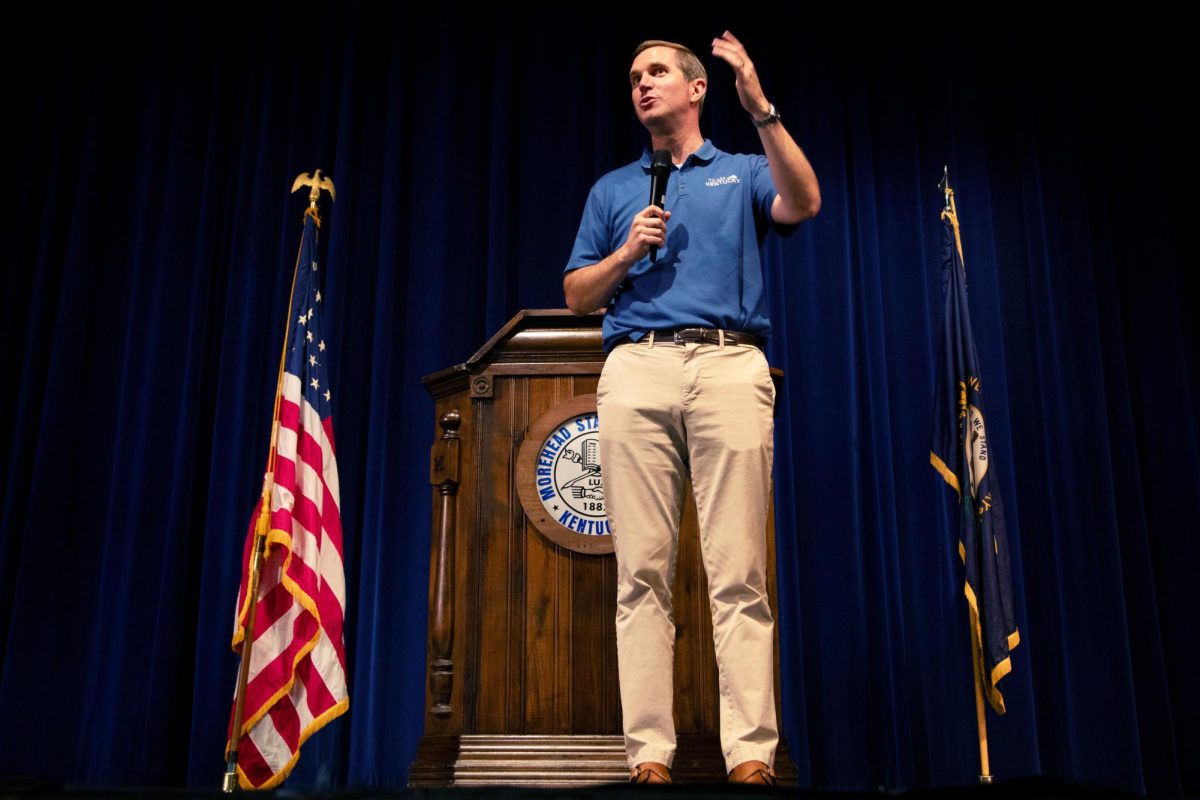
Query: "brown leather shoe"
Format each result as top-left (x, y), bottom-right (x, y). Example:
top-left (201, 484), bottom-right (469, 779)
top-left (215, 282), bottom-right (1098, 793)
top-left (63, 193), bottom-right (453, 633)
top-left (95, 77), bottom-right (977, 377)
top-left (629, 761), bottom-right (672, 784)
top-left (728, 759), bottom-right (778, 785)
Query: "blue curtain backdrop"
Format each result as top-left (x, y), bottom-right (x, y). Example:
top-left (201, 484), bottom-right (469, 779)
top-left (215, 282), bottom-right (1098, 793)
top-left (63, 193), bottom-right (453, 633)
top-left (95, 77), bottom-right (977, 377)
top-left (1, 3), bottom-right (1195, 796)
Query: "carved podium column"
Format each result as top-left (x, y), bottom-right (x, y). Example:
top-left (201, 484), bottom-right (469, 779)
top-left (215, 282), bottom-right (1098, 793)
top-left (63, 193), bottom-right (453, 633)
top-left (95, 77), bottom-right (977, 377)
top-left (408, 310), bottom-right (795, 787)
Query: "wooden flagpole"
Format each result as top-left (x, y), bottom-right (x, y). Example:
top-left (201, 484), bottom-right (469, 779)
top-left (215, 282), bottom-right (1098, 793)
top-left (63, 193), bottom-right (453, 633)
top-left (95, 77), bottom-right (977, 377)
top-left (970, 616), bottom-right (993, 784)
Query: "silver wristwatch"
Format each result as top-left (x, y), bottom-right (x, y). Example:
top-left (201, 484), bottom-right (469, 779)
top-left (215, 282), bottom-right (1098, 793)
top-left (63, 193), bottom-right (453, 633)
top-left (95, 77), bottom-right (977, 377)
top-left (753, 103), bottom-right (781, 128)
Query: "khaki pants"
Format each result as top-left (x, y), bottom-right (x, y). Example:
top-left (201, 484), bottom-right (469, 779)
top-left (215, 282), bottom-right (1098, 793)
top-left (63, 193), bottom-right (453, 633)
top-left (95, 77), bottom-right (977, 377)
top-left (596, 336), bottom-right (778, 772)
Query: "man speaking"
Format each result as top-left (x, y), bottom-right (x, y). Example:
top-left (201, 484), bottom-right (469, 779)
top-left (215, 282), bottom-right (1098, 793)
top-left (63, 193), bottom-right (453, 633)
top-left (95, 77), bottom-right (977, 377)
top-left (563, 32), bottom-right (820, 785)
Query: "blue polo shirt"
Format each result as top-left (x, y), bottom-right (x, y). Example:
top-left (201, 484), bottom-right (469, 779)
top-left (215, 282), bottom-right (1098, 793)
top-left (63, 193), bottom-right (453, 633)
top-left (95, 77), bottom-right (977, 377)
top-left (565, 139), bottom-right (789, 352)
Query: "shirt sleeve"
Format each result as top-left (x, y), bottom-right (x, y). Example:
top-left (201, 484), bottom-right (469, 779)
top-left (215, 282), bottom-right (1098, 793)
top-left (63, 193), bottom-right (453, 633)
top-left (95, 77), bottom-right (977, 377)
top-left (749, 154), bottom-right (799, 237)
top-left (565, 179), bottom-right (611, 273)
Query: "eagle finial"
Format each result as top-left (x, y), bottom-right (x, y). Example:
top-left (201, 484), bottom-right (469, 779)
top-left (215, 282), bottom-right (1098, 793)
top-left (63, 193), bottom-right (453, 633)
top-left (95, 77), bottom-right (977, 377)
top-left (291, 169), bottom-right (337, 210)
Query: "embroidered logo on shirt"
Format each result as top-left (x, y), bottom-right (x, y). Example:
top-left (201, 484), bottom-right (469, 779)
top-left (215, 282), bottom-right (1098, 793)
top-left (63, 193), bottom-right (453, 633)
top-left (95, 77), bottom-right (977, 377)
top-left (705, 174), bottom-right (741, 187)
top-left (700, 175), bottom-right (739, 188)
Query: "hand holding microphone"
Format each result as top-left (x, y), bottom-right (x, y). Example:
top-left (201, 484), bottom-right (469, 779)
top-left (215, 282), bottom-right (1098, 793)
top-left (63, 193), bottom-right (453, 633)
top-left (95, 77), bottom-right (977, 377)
top-left (620, 206), bottom-right (671, 264)
top-left (617, 150), bottom-right (673, 264)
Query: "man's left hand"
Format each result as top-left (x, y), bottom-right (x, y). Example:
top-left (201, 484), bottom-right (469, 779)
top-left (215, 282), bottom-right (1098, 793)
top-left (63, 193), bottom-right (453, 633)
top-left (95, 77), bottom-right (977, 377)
top-left (711, 31), bottom-right (770, 120)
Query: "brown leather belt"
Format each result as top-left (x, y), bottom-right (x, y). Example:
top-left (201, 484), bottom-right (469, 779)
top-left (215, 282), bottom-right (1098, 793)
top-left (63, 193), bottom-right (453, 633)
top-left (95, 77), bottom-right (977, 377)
top-left (618, 328), bottom-right (766, 350)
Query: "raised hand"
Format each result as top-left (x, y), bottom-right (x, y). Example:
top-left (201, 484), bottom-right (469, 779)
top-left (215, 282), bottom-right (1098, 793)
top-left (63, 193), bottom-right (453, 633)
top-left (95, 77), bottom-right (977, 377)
top-left (711, 31), bottom-right (771, 120)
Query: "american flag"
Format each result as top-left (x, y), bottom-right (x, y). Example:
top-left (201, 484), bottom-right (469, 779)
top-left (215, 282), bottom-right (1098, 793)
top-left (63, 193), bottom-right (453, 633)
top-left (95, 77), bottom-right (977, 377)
top-left (229, 211), bottom-right (348, 789)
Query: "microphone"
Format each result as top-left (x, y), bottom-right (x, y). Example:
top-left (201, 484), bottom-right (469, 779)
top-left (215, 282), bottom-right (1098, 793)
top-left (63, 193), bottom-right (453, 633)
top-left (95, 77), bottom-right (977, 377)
top-left (648, 149), bottom-right (671, 263)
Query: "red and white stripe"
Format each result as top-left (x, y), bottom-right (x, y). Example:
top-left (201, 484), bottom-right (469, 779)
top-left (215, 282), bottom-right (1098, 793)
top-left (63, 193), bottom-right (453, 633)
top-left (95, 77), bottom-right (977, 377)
top-left (231, 372), bottom-right (347, 789)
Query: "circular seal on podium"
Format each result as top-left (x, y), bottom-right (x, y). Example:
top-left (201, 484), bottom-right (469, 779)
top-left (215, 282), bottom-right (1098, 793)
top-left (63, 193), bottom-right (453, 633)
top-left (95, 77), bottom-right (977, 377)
top-left (516, 393), bottom-right (613, 555)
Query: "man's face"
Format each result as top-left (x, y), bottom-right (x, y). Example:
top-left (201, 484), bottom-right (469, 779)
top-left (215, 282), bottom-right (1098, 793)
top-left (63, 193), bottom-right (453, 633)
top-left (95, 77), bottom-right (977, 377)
top-left (629, 46), bottom-right (702, 129)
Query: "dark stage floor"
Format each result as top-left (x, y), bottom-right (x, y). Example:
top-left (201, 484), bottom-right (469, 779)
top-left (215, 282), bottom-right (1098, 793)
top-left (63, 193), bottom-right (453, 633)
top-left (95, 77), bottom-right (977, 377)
top-left (2, 777), bottom-right (1191, 800)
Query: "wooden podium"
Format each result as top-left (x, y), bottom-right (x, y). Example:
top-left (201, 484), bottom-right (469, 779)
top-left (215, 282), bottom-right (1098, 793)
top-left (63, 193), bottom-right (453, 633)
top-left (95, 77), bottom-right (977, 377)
top-left (409, 310), bottom-right (795, 787)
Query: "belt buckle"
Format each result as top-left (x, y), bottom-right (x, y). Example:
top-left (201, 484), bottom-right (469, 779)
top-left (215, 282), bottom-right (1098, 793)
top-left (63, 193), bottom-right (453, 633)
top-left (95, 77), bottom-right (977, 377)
top-left (673, 327), bottom-right (717, 345)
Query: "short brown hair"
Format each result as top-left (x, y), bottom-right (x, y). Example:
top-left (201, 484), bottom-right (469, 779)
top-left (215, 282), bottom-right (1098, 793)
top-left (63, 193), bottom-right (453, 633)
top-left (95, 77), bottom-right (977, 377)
top-left (632, 40), bottom-right (707, 115)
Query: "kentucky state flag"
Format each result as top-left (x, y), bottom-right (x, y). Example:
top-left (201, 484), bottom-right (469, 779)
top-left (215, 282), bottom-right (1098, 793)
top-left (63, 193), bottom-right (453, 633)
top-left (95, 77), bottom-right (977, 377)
top-left (930, 193), bottom-right (1020, 714)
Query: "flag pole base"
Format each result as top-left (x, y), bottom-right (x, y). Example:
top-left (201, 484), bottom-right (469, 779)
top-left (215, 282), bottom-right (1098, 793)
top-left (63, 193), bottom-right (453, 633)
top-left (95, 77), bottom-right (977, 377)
top-left (978, 773), bottom-right (993, 785)
top-left (222, 768), bottom-right (239, 793)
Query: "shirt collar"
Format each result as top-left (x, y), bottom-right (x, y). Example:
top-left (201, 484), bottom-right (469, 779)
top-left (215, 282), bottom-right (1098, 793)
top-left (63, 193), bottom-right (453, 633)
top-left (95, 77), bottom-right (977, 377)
top-left (639, 139), bottom-right (717, 170)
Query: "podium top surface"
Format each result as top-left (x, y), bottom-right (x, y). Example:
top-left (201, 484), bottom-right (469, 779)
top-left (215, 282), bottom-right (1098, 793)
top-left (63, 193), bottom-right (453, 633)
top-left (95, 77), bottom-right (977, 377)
top-left (421, 309), bottom-right (604, 397)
